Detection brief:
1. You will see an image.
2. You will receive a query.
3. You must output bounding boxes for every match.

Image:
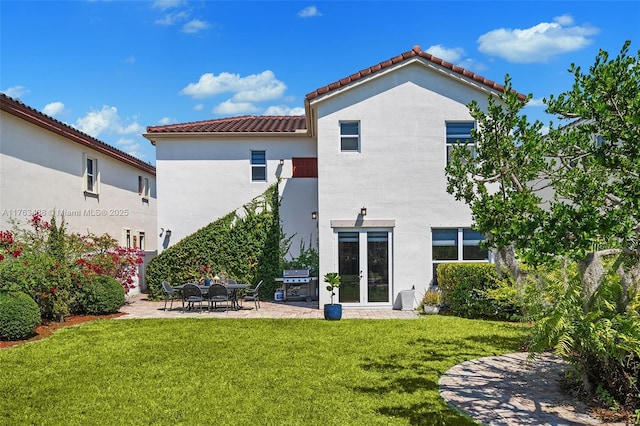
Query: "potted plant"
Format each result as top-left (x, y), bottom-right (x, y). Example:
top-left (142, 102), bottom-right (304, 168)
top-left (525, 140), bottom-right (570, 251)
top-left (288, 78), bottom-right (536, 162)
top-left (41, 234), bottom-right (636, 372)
top-left (421, 289), bottom-right (441, 314)
top-left (323, 272), bottom-right (342, 320)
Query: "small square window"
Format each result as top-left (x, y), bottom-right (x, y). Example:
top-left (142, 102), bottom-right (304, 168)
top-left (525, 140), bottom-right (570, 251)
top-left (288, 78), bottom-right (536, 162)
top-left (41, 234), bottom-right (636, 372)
top-left (340, 121), bottom-right (360, 152)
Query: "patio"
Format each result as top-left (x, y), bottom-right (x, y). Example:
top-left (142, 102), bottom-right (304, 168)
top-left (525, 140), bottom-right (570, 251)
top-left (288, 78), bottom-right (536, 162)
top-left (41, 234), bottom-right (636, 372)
top-left (119, 294), bottom-right (422, 320)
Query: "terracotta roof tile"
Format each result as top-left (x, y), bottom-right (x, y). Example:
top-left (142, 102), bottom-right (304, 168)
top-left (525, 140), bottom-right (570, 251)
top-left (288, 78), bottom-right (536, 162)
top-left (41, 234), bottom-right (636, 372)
top-left (146, 115), bottom-right (307, 134)
top-left (306, 45), bottom-right (527, 101)
top-left (0, 93), bottom-right (155, 175)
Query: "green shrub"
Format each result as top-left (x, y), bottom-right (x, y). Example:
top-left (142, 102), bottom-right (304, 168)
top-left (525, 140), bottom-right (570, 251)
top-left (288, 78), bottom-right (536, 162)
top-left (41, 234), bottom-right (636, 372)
top-left (0, 291), bottom-right (41, 340)
top-left (80, 276), bottom-right (125, 314)
top-left (437, 263), bottom-right (521, 320)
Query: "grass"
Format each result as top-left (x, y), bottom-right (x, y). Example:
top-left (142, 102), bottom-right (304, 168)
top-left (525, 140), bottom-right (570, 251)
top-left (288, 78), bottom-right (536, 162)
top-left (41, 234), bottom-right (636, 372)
top-left (0, 316), bottom-right (528, 425)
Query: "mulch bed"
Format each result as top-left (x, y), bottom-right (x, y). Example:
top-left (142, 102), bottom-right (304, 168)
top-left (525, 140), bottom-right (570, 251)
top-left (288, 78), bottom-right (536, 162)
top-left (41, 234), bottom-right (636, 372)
top-left (0, 312), bottom-right (125, 350)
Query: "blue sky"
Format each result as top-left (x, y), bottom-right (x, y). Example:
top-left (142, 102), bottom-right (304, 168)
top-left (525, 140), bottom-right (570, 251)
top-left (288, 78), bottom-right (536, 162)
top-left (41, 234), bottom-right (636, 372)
top-left (2, 1), bottom-right (638, 165)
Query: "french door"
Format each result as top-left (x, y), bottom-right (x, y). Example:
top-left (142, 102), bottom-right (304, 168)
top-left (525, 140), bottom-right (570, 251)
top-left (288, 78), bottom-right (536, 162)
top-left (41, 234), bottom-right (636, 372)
top-left (336, 229), bottom-right (392, 305)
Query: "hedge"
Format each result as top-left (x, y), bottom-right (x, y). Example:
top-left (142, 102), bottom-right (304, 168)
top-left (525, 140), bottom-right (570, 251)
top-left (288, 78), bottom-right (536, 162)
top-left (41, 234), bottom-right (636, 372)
top-left (437, 263), bottom-right (521, 320)
top-left (0, 291), bottom-right (41, 340)
top-left (146, 184), bottom-right (282, 301)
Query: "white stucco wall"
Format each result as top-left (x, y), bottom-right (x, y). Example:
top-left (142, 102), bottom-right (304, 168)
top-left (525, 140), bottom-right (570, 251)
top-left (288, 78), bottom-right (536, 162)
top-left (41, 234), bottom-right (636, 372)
top-left (313, 60), bottom-right (497, 307)
top-left (154, 136), bottom-right (317, 256)
top-left (0, 110), bottom-right (158, 292)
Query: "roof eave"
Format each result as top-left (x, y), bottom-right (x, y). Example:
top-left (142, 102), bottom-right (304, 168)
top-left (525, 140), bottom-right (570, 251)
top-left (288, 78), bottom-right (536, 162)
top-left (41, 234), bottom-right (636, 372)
top-left (143, 130), bottom-right (310, 146)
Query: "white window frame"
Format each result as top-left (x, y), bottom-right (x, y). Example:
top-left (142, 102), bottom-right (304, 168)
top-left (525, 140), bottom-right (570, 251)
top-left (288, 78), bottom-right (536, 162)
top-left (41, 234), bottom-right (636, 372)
top-left (251, 150), bottom-right (267, 182)
top-left (84, 154), bottom-right (99, 195)
top-left (339, 121), bottom-right (360, 152)
top-left (124, 228), bottom-right (131, 248)
top-left (138, 231), bottom-right (146, 251)
top-left (446, 122), bottom-right (476, 164)
top-left (138, 175), bottom-right (150, 199)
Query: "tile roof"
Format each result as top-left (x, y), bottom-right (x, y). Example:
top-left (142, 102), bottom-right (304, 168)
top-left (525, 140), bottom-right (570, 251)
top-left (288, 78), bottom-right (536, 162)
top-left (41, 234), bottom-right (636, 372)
top-left (146, 115), bottom-right (307, 134)
top-left (305, 45), bottom-right (527, 101)
top-left (0, 93), bottom-right (155, 175)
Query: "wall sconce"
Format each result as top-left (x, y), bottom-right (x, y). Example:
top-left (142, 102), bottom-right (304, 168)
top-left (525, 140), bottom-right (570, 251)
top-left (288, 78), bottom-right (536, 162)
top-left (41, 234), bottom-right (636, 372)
top-left (279, 159), bottom-right (285, 166)
top-left (360, 207), bottom-right (367, 216)
top-left (165, 229), bottom-right (172, 237)
top-left (311, 211), bottom-right (317, 220)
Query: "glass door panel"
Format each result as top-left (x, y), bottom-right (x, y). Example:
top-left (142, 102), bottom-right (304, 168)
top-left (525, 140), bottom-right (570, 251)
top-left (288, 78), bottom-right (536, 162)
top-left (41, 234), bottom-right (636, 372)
top-left (367, 232), bottom-right (389, 302)
top-left (338, 232), bottom-right (360, 303)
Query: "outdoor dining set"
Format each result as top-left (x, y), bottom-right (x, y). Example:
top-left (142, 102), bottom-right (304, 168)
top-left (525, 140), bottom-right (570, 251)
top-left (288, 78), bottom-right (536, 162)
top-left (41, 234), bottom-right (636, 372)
top-left (161, 279), bottom-right (263, 313)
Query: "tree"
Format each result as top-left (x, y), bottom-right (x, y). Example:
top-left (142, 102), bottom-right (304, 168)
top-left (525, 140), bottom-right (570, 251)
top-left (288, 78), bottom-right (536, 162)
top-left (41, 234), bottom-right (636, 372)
top-left (446, 41), bottom-right (640, 411)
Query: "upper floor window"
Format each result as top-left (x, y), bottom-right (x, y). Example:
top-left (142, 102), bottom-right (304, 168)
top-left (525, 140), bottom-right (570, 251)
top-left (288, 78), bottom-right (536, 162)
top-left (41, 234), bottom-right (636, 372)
top-left (340, 121), bottom-right (360, 152)
top-left (84, 155), bottom-right (98, 194)
top-left (292, 157), bottom-right (318, 178)
top-left (446, 122), bottom-right (476, 164)
top-left (138, 176), bottom-right (150, 199)
top-left (251, 150), bottom-right (267, 182)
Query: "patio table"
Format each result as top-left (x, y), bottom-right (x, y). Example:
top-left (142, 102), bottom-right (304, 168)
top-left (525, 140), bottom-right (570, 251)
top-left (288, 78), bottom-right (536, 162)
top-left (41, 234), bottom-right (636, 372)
top-left (173, 283), bottom-right (250, 311)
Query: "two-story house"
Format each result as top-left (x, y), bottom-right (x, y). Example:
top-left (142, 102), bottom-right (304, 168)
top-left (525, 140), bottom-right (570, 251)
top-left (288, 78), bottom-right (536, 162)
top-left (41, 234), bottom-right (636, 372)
top-left (144, 45), bottom-right (525, 308)
top-left (0, 94), bottom-right (157, 293)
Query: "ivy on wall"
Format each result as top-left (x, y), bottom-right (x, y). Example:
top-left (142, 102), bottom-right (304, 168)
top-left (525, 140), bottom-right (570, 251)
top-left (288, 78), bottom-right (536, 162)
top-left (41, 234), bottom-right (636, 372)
top-left (146, 184), bottom-right (282, 300)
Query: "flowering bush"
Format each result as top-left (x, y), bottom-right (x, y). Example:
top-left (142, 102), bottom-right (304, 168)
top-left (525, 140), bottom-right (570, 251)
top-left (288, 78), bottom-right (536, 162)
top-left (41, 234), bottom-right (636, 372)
top-left (0, 214), bottom-right (143, 321)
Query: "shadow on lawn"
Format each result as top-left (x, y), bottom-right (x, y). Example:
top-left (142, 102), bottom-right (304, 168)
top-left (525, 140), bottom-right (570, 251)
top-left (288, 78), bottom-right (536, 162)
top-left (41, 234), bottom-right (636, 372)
top-left (351, 335), bottom-right (526, 425)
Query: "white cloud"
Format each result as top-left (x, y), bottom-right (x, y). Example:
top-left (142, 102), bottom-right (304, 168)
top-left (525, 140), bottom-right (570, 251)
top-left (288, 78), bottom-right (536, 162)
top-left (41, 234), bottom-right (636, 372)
top-left (155, 10), bottom-right (190, 26)
top-left (3, 85), bottom-right (29, 99)
top-left (124, 55), bottom-right (135, 64)
top-left (213, 101), bottom-right (259, 115)
top-left (115, 137), bottom-right (145, 160)
top-left (478, 15), bottom-right (599, 63)
top-left (152, 0), bottom-right (186, 11)
top-left (74, 105), bottom-right (142, 138)
top-left (158, 117), bottom-right (174, 125)
top-left (182, 19), bottom-right (209, 34)
top-left (526, 98), bottom-right (546, 107)
top-left (425, 45), bottom-right (466, 64)
top-left (298, 6), bottom-right (321, 18)
top-left (193, 104), bottom-right (204, 111)
top-left (263, 105), bottom-right (305, 116)
top-left (180, 70), bottom-right (286, 101)
top-left (42, 101), bottom-right (66, 117)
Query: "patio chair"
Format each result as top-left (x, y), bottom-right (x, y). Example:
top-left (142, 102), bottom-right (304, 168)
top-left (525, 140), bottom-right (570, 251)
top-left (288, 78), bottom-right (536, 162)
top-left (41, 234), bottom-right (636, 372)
top-left (181, 283), bottom-right (205, 313)
top-left (162, 280), bottom-right (180, 311)
top-left (208, 284), bottom-right (229, 312)
top-left (242, 280), bottom-right (263, 310)
top-left (225, 278), bottom-right (238, 285)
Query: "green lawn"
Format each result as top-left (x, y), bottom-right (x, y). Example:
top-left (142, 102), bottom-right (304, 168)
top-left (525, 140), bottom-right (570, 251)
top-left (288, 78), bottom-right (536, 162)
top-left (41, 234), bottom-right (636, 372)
top-left (0, 316), bottom-right (528, 425)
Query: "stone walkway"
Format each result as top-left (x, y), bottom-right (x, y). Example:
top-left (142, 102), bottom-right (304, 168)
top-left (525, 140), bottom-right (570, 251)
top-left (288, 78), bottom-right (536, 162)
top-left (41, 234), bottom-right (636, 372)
top-left (119, 295), bottom-right (624, 426)
top-left (439, 352), bottom-right (626, 426)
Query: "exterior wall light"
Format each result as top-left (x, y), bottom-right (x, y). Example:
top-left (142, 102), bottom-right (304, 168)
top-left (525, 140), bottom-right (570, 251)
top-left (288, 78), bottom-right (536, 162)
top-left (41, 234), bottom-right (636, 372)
top-left (165, 229), bottom-right (172, 237)
top-left (311, 211), bottom-right (317, 220)
top-left (360, 207), bottom-right (367, 216)
top-left (279, 159), bottom-right (285, 166)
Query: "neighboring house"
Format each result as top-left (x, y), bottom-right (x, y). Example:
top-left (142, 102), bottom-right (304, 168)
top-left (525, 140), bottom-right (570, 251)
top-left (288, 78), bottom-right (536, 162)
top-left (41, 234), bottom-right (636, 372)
top-left (0, 94), bottom-right (157, 294)
top-left (144, 45), bottom-right (525, 308)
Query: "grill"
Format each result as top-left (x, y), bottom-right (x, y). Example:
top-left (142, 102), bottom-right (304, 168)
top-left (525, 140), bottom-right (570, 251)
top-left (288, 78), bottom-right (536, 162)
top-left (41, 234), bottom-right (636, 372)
top-left (281, 269), bottom-right (317, 302)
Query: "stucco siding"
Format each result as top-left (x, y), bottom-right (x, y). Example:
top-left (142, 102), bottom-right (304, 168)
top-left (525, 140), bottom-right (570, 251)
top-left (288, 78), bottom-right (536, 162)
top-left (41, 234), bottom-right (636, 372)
top-left (314, 62), bottom-right (494, 306)
top-left (0, 110), bottom-right (157, 253)
top-left (155, 136), bottom-right (317, 255)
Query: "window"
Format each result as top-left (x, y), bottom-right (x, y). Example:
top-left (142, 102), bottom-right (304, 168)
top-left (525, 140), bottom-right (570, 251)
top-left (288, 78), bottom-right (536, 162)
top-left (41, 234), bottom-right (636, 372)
top-left (251, 150), bottom-right (266, 182)
top-left (340, 121), bottom-right (360, 152)
top-left (292, 157), bottom-right (318, 178)
top-left (124, 229), bottom-right (131, 248)
top-left (138, 176), bottom-right (150, 198)
top-left (84, 155), bottom-right (98, 194)
top-left (446, 122), bottom-right (476, 164)
top-left (138, 232), bottom-right (145, 251)
top-left (432, 228), bottom-right (488, 284)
